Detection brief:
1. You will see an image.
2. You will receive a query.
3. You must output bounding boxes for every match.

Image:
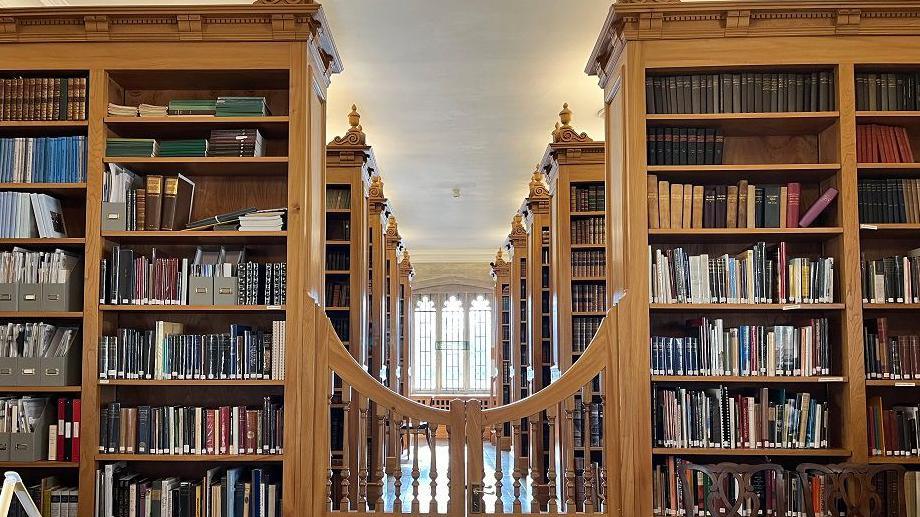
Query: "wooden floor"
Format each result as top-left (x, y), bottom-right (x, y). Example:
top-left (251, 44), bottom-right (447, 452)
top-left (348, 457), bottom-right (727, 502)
top-left (382, 438), bottom-right (535, 513)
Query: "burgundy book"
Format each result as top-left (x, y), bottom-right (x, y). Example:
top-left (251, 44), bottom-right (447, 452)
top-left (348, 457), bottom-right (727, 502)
top-left (786, 182), bottom-right (801, 228)
top-left (798, 187), bottom-right (838, 228)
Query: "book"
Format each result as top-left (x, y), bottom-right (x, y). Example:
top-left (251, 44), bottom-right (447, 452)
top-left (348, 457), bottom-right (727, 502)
top-left (160, 174), bottom-right (196, 231)
top-left (798, 187), bottom-right (838, 228)
top-left (144, 175), bottom-right (164, 230)
top-left (186, 207), bottom-right (258, 230)
top-left (0, 136), bottom-right (87, 183)
top-left (0, 76), bottom-right (86, 121)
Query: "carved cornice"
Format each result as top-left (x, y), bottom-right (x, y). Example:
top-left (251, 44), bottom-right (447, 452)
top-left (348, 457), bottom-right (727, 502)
top-left (586, 1), bottom-right (920, 88)
top-left (490, 249), bottom-right (510, 280)
top-left (551, 103), bottom-right (593, 144)
top-left (527, 169), bottom-right (551, 214)
top-left (385, 215), bottom-right (401, 249)
top-left (398, 251), bottom-right (414, 279)
top-left (329, 104), bottom-right (367, 147)
top-left (368, 175), bottom-right (387, 215)
top-left (509, 213), bottom-right (527, 248)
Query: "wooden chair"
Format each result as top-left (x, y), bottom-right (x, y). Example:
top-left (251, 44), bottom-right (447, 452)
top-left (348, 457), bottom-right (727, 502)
top-left (796, 463), bottom-right (907, 517)
top-left (677, 462), bottom-right (786, 517)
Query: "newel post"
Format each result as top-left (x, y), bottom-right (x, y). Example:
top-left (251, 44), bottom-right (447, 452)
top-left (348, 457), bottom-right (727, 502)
top-left (465, 400), bottom-right (485, 514)
top-left (603, 308), bottom-right (623, 516)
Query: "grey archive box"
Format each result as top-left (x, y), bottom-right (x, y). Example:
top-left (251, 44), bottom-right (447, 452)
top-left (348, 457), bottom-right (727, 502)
top-left (40, 346), bottom-right (81, 386)
top-left (18, 283), bottom-right (41, 311)
top-left (17, 356), bottom-right (41, 386)
top-left (0, 433), bottom-right (10, 461)
top-left (213, 276), bottom-right (238, 305)
top-left (188, 276), bottom-right (214, 305)
top-left (0, 283), bottom-right (18, 311)
top-left (42, 263), bottom-right (84, 312)
top-left (0, 357), bottom-right (17, 385)
top-left (10, 401), bottom-right (51, 461)
top-left (101, 201), bottom-right (127, 231)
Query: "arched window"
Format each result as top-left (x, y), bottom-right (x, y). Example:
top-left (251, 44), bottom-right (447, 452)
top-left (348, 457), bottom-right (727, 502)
top-left (413, 296), bottom-right (436, 392)
top-left (412, 293), bottom-right (494, 394)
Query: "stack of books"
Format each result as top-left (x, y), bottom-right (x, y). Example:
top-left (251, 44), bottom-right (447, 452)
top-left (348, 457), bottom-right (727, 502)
top-left (167, 99), bottom-right (216, 116)
top-left (105, 138), bottom-right (158, 157)
top-left (138, 103), bottom-right (168, 117)
top-left (239, 208), bottom-right (286, 231)
top-left (215, 96), bottom-right (269, 117)
top-left (208, 129), bottom-right (264, 157)
top-left (107, 103), bottom-right (138, 117)
top-left (158, 139), bottom-right (208, 158)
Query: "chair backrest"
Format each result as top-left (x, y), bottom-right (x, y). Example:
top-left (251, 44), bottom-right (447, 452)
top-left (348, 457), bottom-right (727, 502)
top-left (796, 463), bottom-right (907, 517)
top-left (678, 461), bottom-right (786, 517)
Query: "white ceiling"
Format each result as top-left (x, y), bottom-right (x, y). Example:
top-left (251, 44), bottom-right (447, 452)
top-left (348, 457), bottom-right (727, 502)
top-left (2, 0), bottom-right (611, 263)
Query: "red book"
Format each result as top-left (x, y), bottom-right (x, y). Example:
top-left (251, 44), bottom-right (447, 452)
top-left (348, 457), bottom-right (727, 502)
top-left (786, 183), bottom-right (801, 228)
top-left (896, 127), bottom-right (914, 162)
top-left (798, 187), bottom-right (838, 228)
top-left (56, 398), bottom-right (65, 461)
top-left (71, 399), bottom-right (80, 462)
top-left (219, 406), bottom-right (230, 455)
top-left (206, 410), bottom-right (215, 454)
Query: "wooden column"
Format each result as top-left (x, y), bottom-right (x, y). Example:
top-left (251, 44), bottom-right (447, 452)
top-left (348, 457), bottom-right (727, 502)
top-left (398, 251), bottom-right (415, 398)
top-left (508, 212), bottom-right (529, 468)
top-left (490, 250), bottom-right (513, 450)
top-left (366, 174), bottom-right (388, 495)
top-left (384, 215), bottom-right (403, 473)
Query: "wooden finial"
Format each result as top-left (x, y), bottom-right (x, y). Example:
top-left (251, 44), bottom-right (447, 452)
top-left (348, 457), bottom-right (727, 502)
top-left (385, 215), bottom-right (401, 248)
top-left (552, 102), bottom-right (593, 144)
top-left (559, 102), bottom-right (573, 128)
top-left (348, 104), bottom-right (361, 131)
top-left (331, 104), bottom-right (366, 145)
top-left (510, 213), bottom-right (527, 242)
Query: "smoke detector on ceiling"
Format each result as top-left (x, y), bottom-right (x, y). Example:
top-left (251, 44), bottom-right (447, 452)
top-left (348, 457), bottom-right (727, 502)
top-left (452, 187), bottom-right (461, 198)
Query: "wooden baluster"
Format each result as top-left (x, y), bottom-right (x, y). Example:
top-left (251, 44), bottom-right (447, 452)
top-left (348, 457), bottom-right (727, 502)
top-left (410, 418), bottom-right (420, 514)
top-left (582, 391), bottom-right (595, 514)
top-left (599, 466), bottom-right (608, 513)
top-left (530, 414), bottom-right (541, 513)
top-left (393, 410), bottom-right (404, 514)
top-left (564, 400), bottom-right (576, 514)
top-left (358, 399), bottom-right (369, 511)
top-left (428, 423), bottom-right (439, 514)
top-left (340, 394), bottom-right (352, 511)
top-left (446, 421), bottom-right (453, 514)
top-left (511, 421), bottom-right (523, 514)
top-left (326, 468), bottom-right (334, 511)
top-left (376, 414), bottom-right (386, 512)
top-left (598, 395), bottom-right (607, 514)
top-left (547, 411), bottom-right (559, 513)
top-left (494, 424), bottom-right (504, 514)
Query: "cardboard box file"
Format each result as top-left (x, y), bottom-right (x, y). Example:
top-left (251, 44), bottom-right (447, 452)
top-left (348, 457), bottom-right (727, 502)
top-left (101, 202), bottom-right (127, 231)
top-left (40, 345), bottom-right (81, 387)
top-left (10, 401), bottom-right (51, 461)
top-left (188, 276), bottom-right (214, 305)
top-left (213, 276), bottom-right (238, 305)
top-left (18, 283), bottom-right (41, 311)
top-left (0, 283), bottom-right (17, 311)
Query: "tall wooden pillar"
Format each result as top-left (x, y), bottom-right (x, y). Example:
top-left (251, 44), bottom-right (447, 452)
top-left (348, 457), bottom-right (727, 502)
top-left (384, 215), bottom-right (402, 473)
top-left (366, 174), bottom-right (388, 500)
top-left (398, 251), bottom-right (415, 398)
top-left (508, 212), bottom-right (530, 467)
top-left (491, 249), bottom-right (513, 450)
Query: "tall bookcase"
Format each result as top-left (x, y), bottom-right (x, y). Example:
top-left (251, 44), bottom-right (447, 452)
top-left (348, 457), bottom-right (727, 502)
top-left (325, 106), bottom-right (372, 505)
top-left (544, 106), bottom-right (606, 509)
top-left (365, 174), bottom-right (388, 481)
top-left (0, 2), bottom-right (341, 516)
top-left (397, 250), bottom-right (414, 398)
top-left (383, 214), bottom-right (401, 470)
top-left (491, 249), bottom-right (513, 450)
top-left (587, 1), bottom-right (920, 515)
top-left (525, 168), bottom-right (554, 503)
top-left (508, 212), bottom-right (531, 468)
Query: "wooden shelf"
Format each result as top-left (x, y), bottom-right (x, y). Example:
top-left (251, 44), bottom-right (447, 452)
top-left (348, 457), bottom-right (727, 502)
top-left (325, 270), bottom-right (350, 275)
top-left (570, 210), bottom-right (606, 217)
top-left (0, 120), bottom-right (87, 128)
top-left (858, 223), bottom-right (920, 236)
top-left (96, 454), bottom-right (284, 462)
top-left (325, 306), bottom-right (350, 311)
top-left (325, 208), bottom-right (351, 213)
top-left (0, 311), bottom-right (82, 318)
top-left (645, 111), bottom-right (839, 136)
top-left (0, 182), bottom-right (86, 196)
top-left (0, 237), bottom-right (85, 246)
top-left (572, 276), bottom-right (606, 281)
top-left (102, 230), bottom-right (287, 244)
top-left (0, 385), bottom-right (81, 393)
top-left (572, 311), bottom-right (606, 316)
top-left (0, 120), bottom-right (87, 136)
top-left (570, 243), bottom-right (605, 249)
top-left (869, 456), bottom-right (920, 465)
top-left (863, 303), bottom-right (920, 310)
top-left (100, 305), bottom-right (284, 312)
top-left (652, 447), bottom-right (851, 457)
top-left (865, 379), bottom-right (919, 387)
top-left (0, 461), bottom-right (79, 468)
top-left (649, 303), bottom-right (844, 311)
top-left (326, 240), bottom-right (350, 245)
top-left (648, 227), bottom-right (843, 242)
top-left (652, 375), bottom-right (847, 384)
top-left (102, 156), bottom-right (288, 176)
top-left (104, 115), bottom-right (289, 137)
top-left (98, 379), bottom-right (283, 386)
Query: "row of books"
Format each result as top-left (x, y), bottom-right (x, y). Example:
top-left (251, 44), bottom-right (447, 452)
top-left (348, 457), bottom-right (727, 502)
top-left (649, 243), bottom-right (836, 305)
top-left (326, 217), bottom-right (350, 241)
top-left (0, 192), bottom-right (68, 238)
top-left (648, 178), bottom-right (836, 230)
top-left (856, 72), bottom-right (920, 111)
top-left (325, 280), bottom-right (349, 308)
top-left (650, 317), bottom-right (831, 378)
top-left (570, 216), bottom-right (604, 245)
top-left (100, 246), bottom-right (286, 306)
top-left (571, 249), bottom-right (605, 278)
top-left (99, 399), bottom-right (283, 455)
top-left (105, 129), bottom-right (265, 158)
top-left (10, 477), bottom-right (77, 517)
top-left (572, 283), bottom-right (605, 313)
top-left (98, 321), bottom-right (285, 381)
top-left (325, 248), bottom-right (349, 271)
top-left (329, 314), bottom-right (349, 342)
top-left (863, 318), bottom-right (920, 380)
top-left (572, 316), bottom-right (602, 353)
top-left (96, 464), bottom-right (280, 517)
top-left (572, 398), bottom-right (603, 448)
top-left (857, 124), bottom-right (915, 163)
top-left (107, 96), bottom-right (270, 118)
top-left (645, 72), bottom-right (836, 114)
top-left (0, 136), bottom-right (86, 183)
top-left (107, 102), bottom-right (167, 117)
top-left (858, 178), bottom-right (920, 224)
top-left (861, 253), bottom-right (920, 304)
top-left (867, 398), bottom-right (917, 457)
top-left (47, 397), bottom-right (80, 462)
top-left (239, 209), bottom-right (285, 232)
top-left (646, 128), bottom-right (724, 166)
top-left (0, 323), bottom-right (77, 359)
top-left (653, 386), bottom-right (830, 450)
top-left (0, 249), bottom-right (80, 284)
top-left (326, 187), bottom-right (351, 210)
top-left (103, 166), bottom-right (196, 231)
top-left (571, 184), bottom-right (605, 212)
top-left (0, 76), bottom-right (87, 121)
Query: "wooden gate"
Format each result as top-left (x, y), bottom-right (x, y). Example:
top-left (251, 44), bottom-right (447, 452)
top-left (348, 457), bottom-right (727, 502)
top-left (303, 301), bottom-right (621, 516)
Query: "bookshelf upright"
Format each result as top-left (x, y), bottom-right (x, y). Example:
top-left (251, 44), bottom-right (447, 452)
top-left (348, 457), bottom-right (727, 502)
top-left (508, 211), bottom-right (531, 469)
top-left (491, 249), bottom-right (513, 450)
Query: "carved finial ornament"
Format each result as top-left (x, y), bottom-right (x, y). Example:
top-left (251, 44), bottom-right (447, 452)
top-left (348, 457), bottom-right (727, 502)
top-left (368, 175), bottom-right (387, 214)
top-left (385, 215), bottom-right (401, 248)
top-left (331, 104), bottom-right (366, 145)
top-left (491, 249), bottom-right (510, 278)
top-left (529, 168), bottom-right (550, 200)
top-left (399, 251), bottom-right (413, 276)
top-left (509, 213), bottom-right (527, 245)
top-left (551, 103), bottom-right (593, 144)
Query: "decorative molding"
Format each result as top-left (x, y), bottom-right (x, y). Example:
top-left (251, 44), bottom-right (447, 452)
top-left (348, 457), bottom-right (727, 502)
top-left (385, 215), bottom-right (401, 249)
top-left (255, 0), bottom-right (313, 4)
top-left (509, 213), bottom-right (527, 247)
top-left (410, 248), bottom-right (496, 263)
top-left (330, 104), bottom-right (367, 146)
top-left (527, 168), bottom-right (551, 214)
top-left (551, 103), bottom-right (593, 144)
top-left (490, 249), bottom-right (510, 280)
top-left (398, 251), bottom-right (414, 279)
top-left (368, 175), bottom-right (387, 215)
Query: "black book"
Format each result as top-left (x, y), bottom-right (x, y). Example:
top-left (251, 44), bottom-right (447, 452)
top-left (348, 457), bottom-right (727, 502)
top-left (682, 75), bottom-right (692, 114)
top-left (656, 128), bottom-right (665, 166)
top-left (654, 77), bottom-right (666, 114)
top-left (809, 72), bottom-right (819, 112)
top-left (678, 128), bottom-right (688, 165)
top-left (691, 75), bottom-right (701, 114)
top-left (762, 185), bottom-right (781, 228)
top-left (896, 179), bottom-right (906, 223)
top-left (715, 185), bottom-right (727, 228)
top-left (754, 187), bottom-right (765, 227)
top-left (645, 76), bottom-right (655, 114)
top-left (721, 73), bottom-right (731, 114)
top-left (675, 76), bottom-right (685, 114)
top-left (703, 187), bottom-right (716, 228)
top-left (778, 73), bottom-right (787, 112)
top-left (687, 128), bottom-right (697, 165)
top-left (754, 73), bottom-right (764, 112)
top-left (713, 129), bottom-right (724, 165)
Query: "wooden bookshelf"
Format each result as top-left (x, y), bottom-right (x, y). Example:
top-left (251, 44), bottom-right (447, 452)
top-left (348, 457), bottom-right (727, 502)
top-left (366, 173), bottom-right (389, 483)
top-left (491, 249), bottom-right (513, 450)
top-left (383, 214), bottom-right (402, 474)
top-left (0, 3), bottom-right (342, 516)
top-left (507, 211), bottom-right (531, 470)
top-left (397, 250), bottom-right (414, 398)
top-left (543, 107), bottom-right (606, 509)
top-left (586, 2), bottom-right (920, 514)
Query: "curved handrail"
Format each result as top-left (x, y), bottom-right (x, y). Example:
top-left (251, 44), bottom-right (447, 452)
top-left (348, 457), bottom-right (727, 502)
top-left (323, 313), bottom-right (453, 425)
top-left (481, 307), bottom-right (616, 426)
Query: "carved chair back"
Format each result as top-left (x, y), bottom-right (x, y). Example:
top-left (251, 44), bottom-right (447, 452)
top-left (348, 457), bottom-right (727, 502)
top-left (678, 461), bottom-right (786, 517)
top-left (796, 463), bottom-right (907, 517)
